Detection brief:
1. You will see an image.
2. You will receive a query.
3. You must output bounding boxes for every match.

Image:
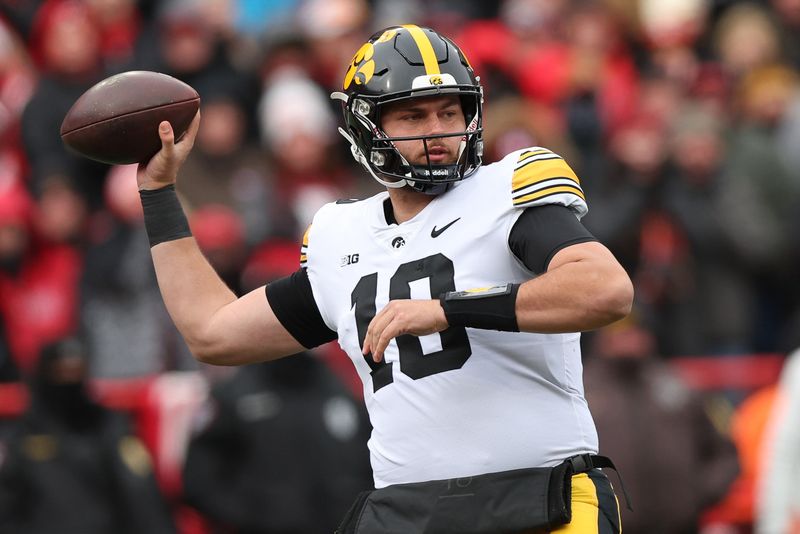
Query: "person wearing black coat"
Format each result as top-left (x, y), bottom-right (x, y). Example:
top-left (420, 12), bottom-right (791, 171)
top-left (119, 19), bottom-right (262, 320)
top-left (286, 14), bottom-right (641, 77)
top-left (182, 352), bottom-right (373, 534)
top-left (0, 336), bottom-right (177, 534)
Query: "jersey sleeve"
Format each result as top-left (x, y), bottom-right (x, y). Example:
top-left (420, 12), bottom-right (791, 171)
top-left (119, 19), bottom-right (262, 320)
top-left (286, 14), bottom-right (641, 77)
top-left (508, 205), bottom-right (597, 274)
top-left (265, 268), bottom-right (337, 349)
top-left (509, 147), bottom-right (588, 218)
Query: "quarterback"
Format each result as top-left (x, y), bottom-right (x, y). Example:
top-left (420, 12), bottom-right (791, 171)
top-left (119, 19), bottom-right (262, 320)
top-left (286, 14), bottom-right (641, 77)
top-left (137, 25), bottom-right (633, 534)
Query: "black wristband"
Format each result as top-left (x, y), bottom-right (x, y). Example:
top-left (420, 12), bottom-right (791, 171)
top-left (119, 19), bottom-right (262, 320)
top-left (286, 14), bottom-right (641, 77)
top-left (440, 283), bottom-right (520, 332)
top-left (139, 184), bottom-right (192, 247)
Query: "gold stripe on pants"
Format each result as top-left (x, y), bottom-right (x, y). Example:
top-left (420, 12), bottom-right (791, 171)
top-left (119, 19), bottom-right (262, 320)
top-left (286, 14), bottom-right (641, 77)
top-left (550, 471), bottom-right (621, 534)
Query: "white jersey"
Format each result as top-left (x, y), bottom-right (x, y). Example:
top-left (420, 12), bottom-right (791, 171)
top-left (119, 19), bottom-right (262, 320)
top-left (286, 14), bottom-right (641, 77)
top-left (302, 147), bottom-right (598, 488)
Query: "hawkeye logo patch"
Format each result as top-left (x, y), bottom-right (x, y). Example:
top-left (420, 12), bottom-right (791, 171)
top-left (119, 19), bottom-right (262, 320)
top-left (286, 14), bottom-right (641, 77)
top-left (344, 42), bottom-right (375, 90)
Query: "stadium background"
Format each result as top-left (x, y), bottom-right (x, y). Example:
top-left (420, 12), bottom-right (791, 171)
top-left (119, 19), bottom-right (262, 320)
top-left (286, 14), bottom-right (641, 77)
top-left (0, 0), bottom-right (799, 532)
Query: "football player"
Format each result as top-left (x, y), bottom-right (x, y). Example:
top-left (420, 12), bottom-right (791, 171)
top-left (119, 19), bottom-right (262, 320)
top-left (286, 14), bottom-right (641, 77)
top-left (137, 25), bottom-right (633, 533)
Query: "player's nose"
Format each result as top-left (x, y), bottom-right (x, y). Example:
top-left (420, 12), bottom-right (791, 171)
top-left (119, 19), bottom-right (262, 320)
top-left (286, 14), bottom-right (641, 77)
top-left (425, 114), bottom-right (449, 136)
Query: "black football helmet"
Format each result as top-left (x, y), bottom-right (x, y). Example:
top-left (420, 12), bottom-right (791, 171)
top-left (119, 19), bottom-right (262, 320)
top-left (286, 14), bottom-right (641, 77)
top-left (332, 25), bottom-right (484, 195)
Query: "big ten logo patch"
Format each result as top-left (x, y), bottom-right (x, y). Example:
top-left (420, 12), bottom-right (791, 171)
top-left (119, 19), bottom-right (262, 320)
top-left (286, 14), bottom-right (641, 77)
top-left (340, 253), bottom-right (360, 266)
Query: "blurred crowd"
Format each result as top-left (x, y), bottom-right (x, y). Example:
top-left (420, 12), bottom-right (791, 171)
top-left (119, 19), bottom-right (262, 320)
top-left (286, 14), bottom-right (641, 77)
top-left (0, 0), bottom-right (799, 532)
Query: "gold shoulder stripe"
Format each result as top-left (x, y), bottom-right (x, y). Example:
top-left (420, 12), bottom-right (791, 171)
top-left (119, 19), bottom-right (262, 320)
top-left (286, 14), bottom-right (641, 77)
top-left (402, 25), bottom-right (441, 75)
top-left (512, 158), bottom-right (580, 192)
top-left (513, 185), bottom-right (586, 205)
top-left (515, 153), bottom-right (562, 172)
top-left (300, 225), bottom-right (311, 265)
top-left (518, 148), bottom-right (553, 161)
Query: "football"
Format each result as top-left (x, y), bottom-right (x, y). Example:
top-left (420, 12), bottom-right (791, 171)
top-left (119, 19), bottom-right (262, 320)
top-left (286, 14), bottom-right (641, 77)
top-left (60, 71), bottom-right (200, 165)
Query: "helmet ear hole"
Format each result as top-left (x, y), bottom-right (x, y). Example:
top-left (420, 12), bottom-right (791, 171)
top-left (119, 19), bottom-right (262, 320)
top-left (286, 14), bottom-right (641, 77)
top-left (353, 99), bottom-right (372, 117)
top-left (370, 151), bottom-right (386, 166)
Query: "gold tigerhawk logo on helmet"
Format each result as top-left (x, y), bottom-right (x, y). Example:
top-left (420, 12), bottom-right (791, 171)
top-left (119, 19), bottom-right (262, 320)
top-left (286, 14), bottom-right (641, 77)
top-left (429, 75), bottom-right (443, 85)
top-left (344, 42), bottom-right (376, 90)
top-left (376, 29), bottom-right (397, 43)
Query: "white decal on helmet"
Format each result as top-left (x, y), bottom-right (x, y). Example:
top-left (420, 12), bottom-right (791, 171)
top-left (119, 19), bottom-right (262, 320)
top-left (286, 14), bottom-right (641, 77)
top-left (411, 73), bottom-right (458, 89)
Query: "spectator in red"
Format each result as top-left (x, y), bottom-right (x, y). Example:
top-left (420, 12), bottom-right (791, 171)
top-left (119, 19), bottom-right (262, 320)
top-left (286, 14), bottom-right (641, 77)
top-left (190, 204), bottom-right (248, 296)
top-left (513, 3), bottom-right (639, 134)
top-left (81, 164), bottom-right (194, 378)
top-left (83, 0), bottom-right (143, 70)
top-left (0, 182), bottom-right (81, 374)
top-left (22, 0), bottom-right (108, 209)
top-left (0, 18), bottom-right (36, 190)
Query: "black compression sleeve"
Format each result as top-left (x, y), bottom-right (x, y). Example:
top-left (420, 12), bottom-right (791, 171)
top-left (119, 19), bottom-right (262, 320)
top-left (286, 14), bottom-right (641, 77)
top-left (509, 205), bottom-right (597, 274)
top-left (265, 268), bottom-right (337, 349)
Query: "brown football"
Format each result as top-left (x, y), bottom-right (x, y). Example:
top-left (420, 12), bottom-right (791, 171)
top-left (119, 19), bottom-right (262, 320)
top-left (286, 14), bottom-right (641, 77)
top-left (60, 71), bottom-right (200, 165)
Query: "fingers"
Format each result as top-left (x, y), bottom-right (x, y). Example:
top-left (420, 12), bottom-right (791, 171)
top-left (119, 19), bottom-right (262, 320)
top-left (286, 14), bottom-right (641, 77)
top-left (365, 307), bottom-right (405, 363)
top-left (159, 110), bottom-right (200, 151)
top-left (158, 121), bottom-right (175, 155)
top-left (362, 306), bottom-right (394, 362)
top-left (362, 300), bottom-right (448, 363)
top-left (137, 114), bottom-right (201, 190)
top-left (184, 111), bottom-right (201, 142)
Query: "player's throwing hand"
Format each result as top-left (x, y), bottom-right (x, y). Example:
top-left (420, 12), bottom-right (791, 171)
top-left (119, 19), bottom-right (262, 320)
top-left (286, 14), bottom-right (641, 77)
top-left (137, 112), bottom-right (201, 191)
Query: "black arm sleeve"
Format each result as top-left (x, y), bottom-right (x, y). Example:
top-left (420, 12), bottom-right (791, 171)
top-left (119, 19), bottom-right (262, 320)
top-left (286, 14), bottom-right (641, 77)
top-left (265, 268), bottom-right (337, 349)
top-left (509, 204), bottom-right (598, 275)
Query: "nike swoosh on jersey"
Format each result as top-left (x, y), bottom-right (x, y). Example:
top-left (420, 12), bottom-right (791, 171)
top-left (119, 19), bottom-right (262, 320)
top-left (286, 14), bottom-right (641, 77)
top-left (430, 217), bottom-right (461, 238)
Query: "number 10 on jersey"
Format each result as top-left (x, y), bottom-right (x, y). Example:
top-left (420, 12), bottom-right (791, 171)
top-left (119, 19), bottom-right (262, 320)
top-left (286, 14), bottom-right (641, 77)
top-left (350, 253), bottom-right (473, 392)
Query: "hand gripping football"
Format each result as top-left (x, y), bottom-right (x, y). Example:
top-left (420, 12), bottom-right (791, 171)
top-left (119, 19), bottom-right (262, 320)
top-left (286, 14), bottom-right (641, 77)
top-left (60, 71), bottom-right (200, 165)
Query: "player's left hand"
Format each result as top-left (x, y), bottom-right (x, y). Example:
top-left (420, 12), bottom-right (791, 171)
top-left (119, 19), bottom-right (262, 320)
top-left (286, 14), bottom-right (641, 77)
top-left (363, 299), bottom-right (449, 362)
